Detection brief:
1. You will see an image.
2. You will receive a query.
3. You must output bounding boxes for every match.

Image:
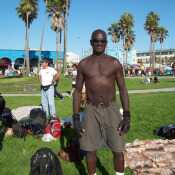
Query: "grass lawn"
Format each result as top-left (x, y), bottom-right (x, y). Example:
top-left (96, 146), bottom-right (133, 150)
top-left (0, 92), bottom-right (175, 175)
top-left (0, 76), bottom-right (175, 94)
top-left (125, 76), bottom-right (175, 90)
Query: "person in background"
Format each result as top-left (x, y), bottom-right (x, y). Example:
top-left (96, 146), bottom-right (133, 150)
top-left (71, 64), bottom-right (78, 96)
top-left (54, 66), bottom-right (64, 100)
top-left (39, 58), bottom-right (59, 119)
top-left (172, 62), bottom-right (175, 77)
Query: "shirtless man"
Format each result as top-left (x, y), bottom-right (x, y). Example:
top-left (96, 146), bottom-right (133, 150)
top-left (73, 29), bottom-right (130, 175)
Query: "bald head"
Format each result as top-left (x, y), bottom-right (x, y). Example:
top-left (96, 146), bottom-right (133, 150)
top-left (90, 29), bottom-right (107, 55)
top-left (91, 29), bottom-right (107, 41)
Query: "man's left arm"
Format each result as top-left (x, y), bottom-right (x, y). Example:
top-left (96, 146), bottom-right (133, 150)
top-left (52, 68), bottom-right (60, 84)
top-left (115, 61), bottom-right (130, 135)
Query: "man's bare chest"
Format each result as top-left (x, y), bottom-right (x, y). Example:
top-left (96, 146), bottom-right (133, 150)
top-left (83, 62), bottom-right (115, 78)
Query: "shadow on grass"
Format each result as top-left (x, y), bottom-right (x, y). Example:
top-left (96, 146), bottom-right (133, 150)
top-left (59, 125), bottom-right (113, 175)
top-left (59, 126), bottom-right (87, 175)
top-left (96, 157), bottom-right (110, 175)
top-left (0, 124), bottom-right (6, 151)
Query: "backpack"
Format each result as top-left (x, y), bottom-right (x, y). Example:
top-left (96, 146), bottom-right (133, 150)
top-left (0, 95), bottom-right (16, 128)
top-left (13, 108), bottom-right (47, 138)
top-left (29, 108), bottom-right (47, 128)
top-left (30, 147), bottom-right (63, 175)
top-left (154, 124), bottom-right (175, 139)
top-left (44, 119), bottom-right (61, 138)
top-left (0, 107), bottom-right (15, 128)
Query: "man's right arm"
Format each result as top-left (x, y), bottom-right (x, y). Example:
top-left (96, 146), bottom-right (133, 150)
top-left (73, 63), bottom-right (84, 114)
top-left (72, 63), bottom-right (85, 135)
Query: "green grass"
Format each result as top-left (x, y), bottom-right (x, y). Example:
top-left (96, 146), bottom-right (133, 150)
top-left (125, 76), bottom-right (175, 90)
top-left (0, 92), bottom-right (175, 175)
top-left (0, 76), bottom-right (72, 94)
top-left (0, 76), bottom-right (175, 94)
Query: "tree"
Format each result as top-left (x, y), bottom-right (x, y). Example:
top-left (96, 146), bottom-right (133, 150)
top-left (119, 12), bottom-right (135, 66)
top-left (144, 11), bottom-right (160, 69)
top-left (16, 0), bottom-right (38, 76)
top-left (124, 29), bottom-right (135, 66)
top-left (45, 0), bottom-right (70, 72)
top-left (157, 26), bottom-right (168, 66)
top-left (51, 13), bottom-right (64, 69)
top-left (108, 23), bottom-right (121, 44)
top-left (108, 12), bottom-right (135, 70)
top-left (157, 26), bottom-right (168, 50)
top-left (38, 0), bottom-right (49, 72)
top-left (62, 0), bottom-right (70, 73)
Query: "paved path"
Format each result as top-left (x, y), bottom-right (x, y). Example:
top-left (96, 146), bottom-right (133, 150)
top-left (2, 87), bottom-right (175, 96)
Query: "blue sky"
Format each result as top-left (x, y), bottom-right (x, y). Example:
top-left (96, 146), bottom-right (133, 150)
top-left (0, 0), bottom-right (175, 57)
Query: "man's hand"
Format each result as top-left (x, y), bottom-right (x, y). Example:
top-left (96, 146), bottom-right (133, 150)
top-left (72, 113), bottom-right (85, 137)
top-left (117, 111), bottom-right (130, 136)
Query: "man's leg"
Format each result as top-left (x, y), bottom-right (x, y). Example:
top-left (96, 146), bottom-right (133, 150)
top-left (86, 151), bottom-right (97, 175)
top-left (41, 90), bottom-right (49, 117)
top-left (113, 151), bottom-right (124, 174)
top-left (47, 86), bottom-right (56, 118)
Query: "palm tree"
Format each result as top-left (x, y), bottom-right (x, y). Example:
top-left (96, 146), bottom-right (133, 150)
top-left (108, 23), bottom-right (121, 44)
top-left (157, 26), bottom-right (168, 65)
top-left (119, 12), bottom-right (135, 66)
top-left (144, 11), bottom-right (160, 70)
top-left (45, 0), bottom-right (65, 70)
top-left (16, 0), bottom-right (38, 76)
top-left (108, 13), bottom-right (135, 76)
top-left (51, 13), bottom-right (64, 69)
top-left (38, 0), bottom-right (49, 72)
top-left (124, 29), bottom-right (135, 66)
top-left (45, 0), bottom-right (70, 72)
top-left (62, 0), bottom-right (70, 73)
top-left (158, 26), bottom-right (168, 51)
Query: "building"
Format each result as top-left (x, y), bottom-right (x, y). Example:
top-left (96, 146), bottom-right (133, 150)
top-left (136, 49), bottom-right (175, 67)
top-left (0, 49), bottom-right (64, 70)
top-left (0, 49), bottom-right (64, 63)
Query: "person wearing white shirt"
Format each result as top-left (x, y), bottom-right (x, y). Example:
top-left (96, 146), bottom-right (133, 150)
top-left (39, 58), bottom-right (59, 119)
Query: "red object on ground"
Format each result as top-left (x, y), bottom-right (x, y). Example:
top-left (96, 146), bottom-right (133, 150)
top-left (44, 119), bottom-right (62, 138)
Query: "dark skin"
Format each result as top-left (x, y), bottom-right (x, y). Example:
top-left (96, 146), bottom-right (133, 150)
top-left (73, 30), bottom-right (130, 175)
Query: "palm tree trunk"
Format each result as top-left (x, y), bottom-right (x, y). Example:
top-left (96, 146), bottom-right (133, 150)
top-left (125, 49), bottom-right (128, 66)
top-left (24, 23), bottom-right (27, 74)
top-left (152, 41), bottom-right (155, 70)
top-left (159, 43), bottom-right (163, 69)
top-left (122, 37), bottom-right (125, 76)
top-left (63, 12), bottom-right (67, 73)
top-left (38, 14), bottom-right (48, 73)
top-left (26, 12), bottom-right (30, 76)
top-left (149, 37), bottom-right (153, 71)
top-left (56, 28), bottom-right (62, 70)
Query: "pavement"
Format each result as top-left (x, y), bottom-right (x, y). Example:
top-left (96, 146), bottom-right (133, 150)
top-left (2, 87), bottom-right (175, 96)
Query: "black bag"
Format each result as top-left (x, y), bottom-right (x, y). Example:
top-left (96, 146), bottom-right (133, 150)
top-left (30, 147), bottom-right (63, 175)
top-left (30, 108), bottom-right (47, 128)
top-left (13, 108), bottom-right (47, 138)
top-left (12, 122), bottom-right (27, 138)
top-left (0, 95), bottom-right (15, 127)
top-left (154, 124), bottom-right (175, 139)
top-left (0, 108), bottom-right (15, 128)
top-left (41, 85), bottom-right (51, 91)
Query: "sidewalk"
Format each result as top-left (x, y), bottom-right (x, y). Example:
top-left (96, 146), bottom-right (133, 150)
top-left (2, 87), bottom-right (175, 96)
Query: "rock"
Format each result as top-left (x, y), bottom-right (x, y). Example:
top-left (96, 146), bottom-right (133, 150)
top-left (125, 139), bottom-right (175, 174)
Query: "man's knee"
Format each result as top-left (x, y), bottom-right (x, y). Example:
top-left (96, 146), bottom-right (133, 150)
top-left (113, 151), bottom-right (124, 160)
top-left (86, 151), bottom-right (97, 175)
top-left (86, 151), bottom-right (96, 160)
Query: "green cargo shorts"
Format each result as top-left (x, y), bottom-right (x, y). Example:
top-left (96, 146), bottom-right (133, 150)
top-left (79, 102), bottom-right (125, 152)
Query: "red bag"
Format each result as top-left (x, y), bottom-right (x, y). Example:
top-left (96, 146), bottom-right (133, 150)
top-left (44, 119), bottom-right (62, 138)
